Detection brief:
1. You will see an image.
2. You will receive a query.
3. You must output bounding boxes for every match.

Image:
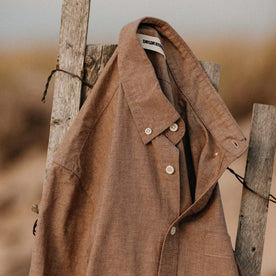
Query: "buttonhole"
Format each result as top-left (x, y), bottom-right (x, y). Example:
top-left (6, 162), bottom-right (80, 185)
top-left (233, 140), bottom-right (239, 148)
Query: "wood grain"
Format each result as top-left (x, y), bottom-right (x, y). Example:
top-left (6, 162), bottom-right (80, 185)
top-left (235, 103), bottom-right (276, 275)
top-left (42, 0), bottom-right (91, 194)
top-left (199, 61), bottom-right (221, 91)
top-left (81, 44), bottom-right (117, 104)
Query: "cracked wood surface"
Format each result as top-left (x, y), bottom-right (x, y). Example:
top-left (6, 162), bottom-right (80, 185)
top-left (42, 0), bottom-right (90, 194)
top-left (235, 103), bottom-right (276, 276)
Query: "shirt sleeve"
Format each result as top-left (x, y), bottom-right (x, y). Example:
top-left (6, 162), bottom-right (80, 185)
top-left (29, 161), bottom-right (93, 276)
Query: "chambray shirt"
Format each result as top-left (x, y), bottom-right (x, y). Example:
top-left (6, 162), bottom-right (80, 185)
top-left (29, 16), bottom-right (248, 276)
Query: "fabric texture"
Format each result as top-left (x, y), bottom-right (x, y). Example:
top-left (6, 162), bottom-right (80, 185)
top-left (29, 16), bottom-right (248, 276)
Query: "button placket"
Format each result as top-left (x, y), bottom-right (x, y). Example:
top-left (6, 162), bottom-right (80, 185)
top-left (158, 224), bottom-right (179, 276)
top-left (151, 134), bottom-right (181, 276)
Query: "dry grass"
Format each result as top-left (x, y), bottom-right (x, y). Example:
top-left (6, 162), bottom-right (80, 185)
top-left (191, 35), bottom-right (276, 117)
top-left (0, 45), bottom-right (57, 94)
top-left (0, 45), bottom-right (56, 168)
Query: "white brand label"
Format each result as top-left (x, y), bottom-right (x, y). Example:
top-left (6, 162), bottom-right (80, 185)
top-left (136, 33), bottom-right (165, 57)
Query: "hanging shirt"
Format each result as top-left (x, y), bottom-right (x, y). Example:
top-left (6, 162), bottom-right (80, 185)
top-left (29, 16), bottom-right (248, 276)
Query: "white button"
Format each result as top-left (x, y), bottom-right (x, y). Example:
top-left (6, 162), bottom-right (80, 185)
top-left (169, 123), bottom-right (178, 132)
top-left (170, 226), bottom-right (176, 235)
top-left (145, 128), bottom-right (152, 135)
top-left (214, 152), bottom-right (219, 157)
top-left (166, 165), bottom-right (175, 174)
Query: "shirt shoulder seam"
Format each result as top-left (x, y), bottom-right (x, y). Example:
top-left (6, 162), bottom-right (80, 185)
top-left (52, 160), bottom-right (92, 200)
top-left (52, 83), bottom-right (119, 176)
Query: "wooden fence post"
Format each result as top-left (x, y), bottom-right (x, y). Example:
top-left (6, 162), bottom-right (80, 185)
top-left (235, 103), bottom-right (276, 275)
top-left (44, 0), bottom-right (90, 189)
top-left (81, 45), bottom-right (118, 103)
top-left (32, 0), bottom-right (91, 214)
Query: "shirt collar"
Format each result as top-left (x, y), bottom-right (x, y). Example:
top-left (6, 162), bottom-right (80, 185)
top-left (118, 17), bottom-right (182, 145)
top-left (117, 16), bottom-right (247, 156)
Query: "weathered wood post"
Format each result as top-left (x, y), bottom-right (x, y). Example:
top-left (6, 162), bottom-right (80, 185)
top-left (81, 45), bottom-right (118, 103)
top-left (32, 0), bottom-right (91, 214)
top-left (44, 0), bottom-right (91, 184)
top-left (235, 104), bottom-right (276, 275)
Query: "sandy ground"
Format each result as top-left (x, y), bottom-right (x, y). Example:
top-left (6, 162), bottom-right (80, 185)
top-left (0, 115), bottom-right (275, 276)
top-left (0, 147), bottom-right (46, 276)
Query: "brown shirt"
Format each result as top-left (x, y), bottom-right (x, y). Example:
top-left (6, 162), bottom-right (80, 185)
top-left (29, 16), bottom-right (248, 276)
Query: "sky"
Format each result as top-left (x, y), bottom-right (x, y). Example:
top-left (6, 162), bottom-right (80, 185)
top-left (1, 0), bottom-right (276, 46)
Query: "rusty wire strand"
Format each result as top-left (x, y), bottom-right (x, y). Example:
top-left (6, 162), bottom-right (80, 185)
top-left (226, 167), bottom-right (275, 204)
top-left (41, 68), bottom-right (93, 103)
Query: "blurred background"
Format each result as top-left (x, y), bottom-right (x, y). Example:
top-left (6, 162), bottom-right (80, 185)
top-left (0, 0), bottom-right (275, 275)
